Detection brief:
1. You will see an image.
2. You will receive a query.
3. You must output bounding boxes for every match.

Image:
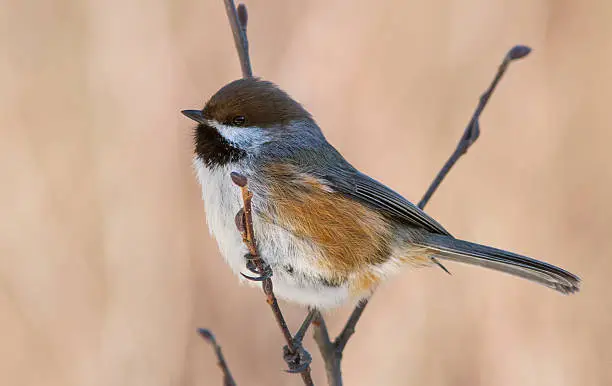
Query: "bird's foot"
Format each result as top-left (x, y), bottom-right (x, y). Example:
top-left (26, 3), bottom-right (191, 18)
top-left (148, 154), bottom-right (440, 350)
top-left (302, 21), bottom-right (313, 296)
top-left (283, 344), bottom-right (312, 374)
top-left (240, 253), bottom-right (273, 281)
top-left (282, 308), bottom-right (317, 373)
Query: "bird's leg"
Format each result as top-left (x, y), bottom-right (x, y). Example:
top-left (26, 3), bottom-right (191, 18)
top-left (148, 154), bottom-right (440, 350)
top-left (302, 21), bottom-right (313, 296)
top-left (235, 207), bottom-right (273, 281)
top-left (282, 308), bottom-right (317, 373)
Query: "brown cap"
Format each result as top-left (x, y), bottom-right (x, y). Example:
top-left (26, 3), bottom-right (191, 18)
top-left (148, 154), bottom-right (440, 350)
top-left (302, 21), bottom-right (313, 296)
top-left (202, 78), bottom-right (311, 128)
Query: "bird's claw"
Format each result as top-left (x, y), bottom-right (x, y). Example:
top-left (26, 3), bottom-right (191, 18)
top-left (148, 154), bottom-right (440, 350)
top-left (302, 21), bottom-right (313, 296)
top-left (282, 344), bottom-right (312, 374)
top-left (244, 257), bottom-right (260, 274)
top-left (240, 254), bottom-right (273, 281)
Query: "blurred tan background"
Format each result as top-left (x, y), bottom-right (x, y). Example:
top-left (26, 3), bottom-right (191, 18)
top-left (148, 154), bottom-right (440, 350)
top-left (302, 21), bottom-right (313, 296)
top-left (1, 0), bottom-right (611, 385)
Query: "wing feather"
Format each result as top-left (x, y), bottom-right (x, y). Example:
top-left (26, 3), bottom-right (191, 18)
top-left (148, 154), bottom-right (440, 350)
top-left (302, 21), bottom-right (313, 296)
top-left (323, 168), bottom-right (451, 236)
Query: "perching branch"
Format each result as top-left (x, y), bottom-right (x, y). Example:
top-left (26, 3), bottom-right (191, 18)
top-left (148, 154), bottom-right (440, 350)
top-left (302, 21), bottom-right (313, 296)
top-left (203, 3), bottom-right (314, 385)
top-left (198, 329), bottom-right (237, 386)
top-left (230, 172), bottom-right (315, 386)
top-left (223, 0), bottom-right (252, 78)
top-left (311, 45), bottom-right (533, 386)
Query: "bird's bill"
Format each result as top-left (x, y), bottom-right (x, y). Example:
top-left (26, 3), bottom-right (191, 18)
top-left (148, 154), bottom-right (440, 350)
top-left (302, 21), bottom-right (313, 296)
top-left (181, 109), bottom-right (206, 124)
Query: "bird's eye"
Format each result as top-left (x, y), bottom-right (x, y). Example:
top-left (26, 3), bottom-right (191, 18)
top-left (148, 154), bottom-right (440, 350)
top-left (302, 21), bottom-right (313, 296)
top-left (232, 115), bottom-right (246, 126)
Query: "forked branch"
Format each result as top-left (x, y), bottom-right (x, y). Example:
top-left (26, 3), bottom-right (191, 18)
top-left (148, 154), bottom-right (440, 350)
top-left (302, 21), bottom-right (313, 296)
top-left (311, 45), bottom-right (533, 386)
top-left (203, 2), bottom-right (533, 385)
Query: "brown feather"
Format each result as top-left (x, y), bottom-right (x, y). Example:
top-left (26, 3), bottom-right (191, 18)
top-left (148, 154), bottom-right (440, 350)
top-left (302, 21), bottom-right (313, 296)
top-left (263, 164), bottom-right (393, 278)
top-left (202, 78), bottom-right (311, 128)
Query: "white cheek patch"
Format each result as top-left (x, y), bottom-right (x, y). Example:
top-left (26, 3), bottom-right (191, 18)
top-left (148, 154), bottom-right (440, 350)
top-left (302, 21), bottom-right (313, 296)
top-left (208, 120), bottom-right (272, 151)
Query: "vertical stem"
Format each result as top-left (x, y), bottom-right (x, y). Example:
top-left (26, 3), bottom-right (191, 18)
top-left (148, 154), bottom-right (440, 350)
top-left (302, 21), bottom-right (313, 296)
top-left (223, 0), bottom-right (253, 77)
top-left (313, 313), bottom-right (342, 386)
top-left (232, 173), bottom-right (314, 385)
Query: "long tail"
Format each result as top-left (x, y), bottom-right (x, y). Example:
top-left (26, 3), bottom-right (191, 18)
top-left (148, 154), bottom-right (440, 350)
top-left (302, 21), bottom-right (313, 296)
top-left (415, 233), bottom-right (580, 294)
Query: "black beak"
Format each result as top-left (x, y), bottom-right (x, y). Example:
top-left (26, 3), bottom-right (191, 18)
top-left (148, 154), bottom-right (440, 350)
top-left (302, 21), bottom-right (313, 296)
top-left (181, 109), bottom-right (206, 124)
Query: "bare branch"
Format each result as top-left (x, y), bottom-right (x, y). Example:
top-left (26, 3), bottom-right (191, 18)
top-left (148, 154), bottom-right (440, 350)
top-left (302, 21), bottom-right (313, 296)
top-left (418, 45), bottom-right (531, 208)
top-left (198, 329), bottom-right (237, 386)
top-left (230, 172), bottom-right (314, 385)
top-left (219, 4), bottom-right (313, 384)
top-left (223, 1), bottom-right (253, 78)
top-left (218, 1), bottom-right (533, 384)
top-left (313, 45), bottom-right (533, 386)
top-left (333, 300), bottom-right (368, 354)
top-left (312, 312), bottom-right (342, 385)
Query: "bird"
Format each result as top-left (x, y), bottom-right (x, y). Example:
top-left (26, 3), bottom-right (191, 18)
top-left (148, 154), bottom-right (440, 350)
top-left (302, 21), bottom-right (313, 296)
top-left (182, 77), bottom-right (580, 309)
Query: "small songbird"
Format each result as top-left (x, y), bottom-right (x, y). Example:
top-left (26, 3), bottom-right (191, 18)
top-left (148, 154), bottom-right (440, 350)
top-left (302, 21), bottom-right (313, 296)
top-left (182, 77), bottom-right (580, 308)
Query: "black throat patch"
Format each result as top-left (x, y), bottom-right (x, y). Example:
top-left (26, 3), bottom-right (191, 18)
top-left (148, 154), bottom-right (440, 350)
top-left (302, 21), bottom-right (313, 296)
top-left (194, 123), bottom-right (246, 167)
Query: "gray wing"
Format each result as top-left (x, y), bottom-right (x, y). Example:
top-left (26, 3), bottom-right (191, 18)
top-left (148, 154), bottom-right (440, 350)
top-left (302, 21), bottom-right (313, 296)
top-left (323, 167), bottom-right (451, 236)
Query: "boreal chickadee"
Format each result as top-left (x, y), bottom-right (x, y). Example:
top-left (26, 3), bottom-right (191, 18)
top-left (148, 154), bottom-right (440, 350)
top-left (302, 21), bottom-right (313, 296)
top-left (182, 77), bottom-right (579, 308)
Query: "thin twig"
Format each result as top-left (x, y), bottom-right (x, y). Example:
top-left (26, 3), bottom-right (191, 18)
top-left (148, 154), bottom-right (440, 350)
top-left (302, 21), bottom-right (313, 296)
top-left (333, 300), bottom-right (368, 354)
top-left (230, 172), bottom-right (314, 386)
top-left (198, 329), bottom-right (237, 386)
top-left (223, 0), bottom-right (253, 77)
top-left (312, 312), bottom-right (342, 385)
top-left (418, 45), bottom-right (531, 208)
top-left (313, 45), bottom-right (532, 386)
top-left (294, 309), bottom-right (318, 344)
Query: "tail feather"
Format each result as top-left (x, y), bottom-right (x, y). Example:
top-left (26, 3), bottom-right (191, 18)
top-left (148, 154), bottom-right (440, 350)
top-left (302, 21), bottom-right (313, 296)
top-left (416, 233), bottom-right (580, 294)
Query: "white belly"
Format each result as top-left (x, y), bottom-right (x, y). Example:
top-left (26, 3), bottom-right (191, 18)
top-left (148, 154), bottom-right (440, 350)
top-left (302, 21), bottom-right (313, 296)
top-left (193, 158), bottom-right (351, 308)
